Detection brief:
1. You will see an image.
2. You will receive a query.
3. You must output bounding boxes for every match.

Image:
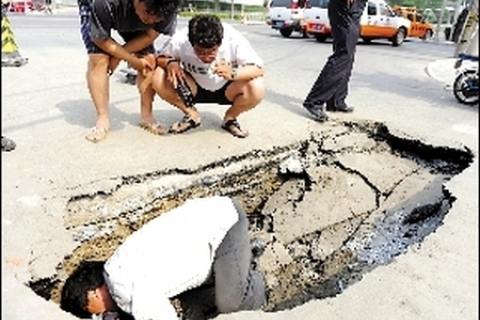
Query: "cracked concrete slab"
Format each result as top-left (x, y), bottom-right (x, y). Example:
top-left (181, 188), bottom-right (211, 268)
top-left (21, 120), bottom-right (474, 320)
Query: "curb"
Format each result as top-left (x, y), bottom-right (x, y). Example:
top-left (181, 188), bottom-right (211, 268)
top-left (426, 58), bottom-right (457, 84)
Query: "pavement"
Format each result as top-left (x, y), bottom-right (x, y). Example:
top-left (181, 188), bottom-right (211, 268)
top-left (1, 13), bottom-right (478, 320)
top-left (425, 57), bottom-right (457, 85)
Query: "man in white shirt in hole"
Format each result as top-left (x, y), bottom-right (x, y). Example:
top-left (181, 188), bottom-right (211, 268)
top-left (60, 196), bottom-right (266, 320)
top-left (152, 14), bottom-right (265, 138)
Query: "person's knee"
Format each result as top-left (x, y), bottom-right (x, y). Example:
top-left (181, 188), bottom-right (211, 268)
top-left (88, 54), bottom-right (109, 72)
top-left (229, 78), bottom-right (265, 108)
top-left (151, 68), bottom-right (169, 93)
top-left (216, 269), bottom-right (266, 313)
top-left (151, 68), bottom-right (188, 106)
top-left (217, 297), bottom-right (243, 314)
top-left (248, 77), bottom-right (266, 103)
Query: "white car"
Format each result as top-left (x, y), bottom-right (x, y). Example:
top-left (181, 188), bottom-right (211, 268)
top-left (266, 0), bottom-right (308, 38)
top-left (303, 0), bottom-right (412, 46)
top-left (303, 0), bottom-right (330, 42)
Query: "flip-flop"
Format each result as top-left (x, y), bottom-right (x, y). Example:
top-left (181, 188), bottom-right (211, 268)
top-left (169, 115), bottom-right (201, 134)
top-left (139, 121), bottom-right (168, 135)
top-left (85, 127), bottom-right (109, 143)
top-left (221, 119), bottom-right (249, 138)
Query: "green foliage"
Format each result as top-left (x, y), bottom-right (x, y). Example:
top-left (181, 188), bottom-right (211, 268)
top-left (386, 0), bottom-right (449, 11)
top-left (386, 0), bottom-right (460, 24)
top-left (178, 0), bottom-right (267, 20)
top-left (179, 11), bottom-right (246, 20)
top-left (179, 0), bottom-right (265, 12)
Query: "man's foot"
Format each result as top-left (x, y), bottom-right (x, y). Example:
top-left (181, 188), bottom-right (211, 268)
top-left (139, 121), bottom-right (168, 135)
top-left (85, 127), bottom-right (109, 143)
top-left (2, 136), bottom-right (16, 152)
top-left (326, 104), bottom-right (354, 112)
top-left (221, 119), bottom-right (249, 138)
top-left (303, 103), bottom-right (329, 122)
top-left (169, 115), bottom-right (201, 134)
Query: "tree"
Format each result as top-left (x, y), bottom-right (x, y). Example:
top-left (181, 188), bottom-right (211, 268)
top-left (387, 0), bottom-right (447, 10)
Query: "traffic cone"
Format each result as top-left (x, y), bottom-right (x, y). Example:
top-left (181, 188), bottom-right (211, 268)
top-left (2, 15), bottom-right (28, 67)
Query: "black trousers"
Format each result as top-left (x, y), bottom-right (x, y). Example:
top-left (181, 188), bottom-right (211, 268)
top-left (304, 0), bottom-right (366, 108)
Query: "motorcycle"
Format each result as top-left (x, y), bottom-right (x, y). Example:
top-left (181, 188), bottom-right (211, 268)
top-left (452, 54), bottom-right (479, 106)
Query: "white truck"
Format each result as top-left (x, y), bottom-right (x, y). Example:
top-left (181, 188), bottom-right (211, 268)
top-left (266, 0), bottom-right (308, 38)
top-left (303, 0), bottom-right (412, 46)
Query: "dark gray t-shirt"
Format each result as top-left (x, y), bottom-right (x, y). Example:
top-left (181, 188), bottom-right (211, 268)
top-left (89, 0), bottom-right (177, 41)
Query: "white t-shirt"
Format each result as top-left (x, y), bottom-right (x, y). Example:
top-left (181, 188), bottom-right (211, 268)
top-left (103, 196), bottom-right (240, 320)
top-left (157, 23), bottom-right (264, 91)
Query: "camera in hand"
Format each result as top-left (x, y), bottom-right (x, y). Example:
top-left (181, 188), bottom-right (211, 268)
top-left (176, 80), bottom-right (195, 108)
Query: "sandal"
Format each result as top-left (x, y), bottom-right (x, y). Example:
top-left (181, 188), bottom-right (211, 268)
top-left (139, 121), bottom-right (168, 135)
top-left (169, 115), bottom-right (201, 134)
top-left (2, 136), bottom-right (16, 152)
top-left (85, 127), bottom-right (109, 143)
top-left (221, 119), bottom-right (249, 138)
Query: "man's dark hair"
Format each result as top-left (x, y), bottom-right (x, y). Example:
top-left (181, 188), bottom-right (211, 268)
top-left (60, 260), bottom-right (106, 319)
top-left (188, 14), bottom-right (224, 48)
top-left (140, 0), bottom-right (181, 19)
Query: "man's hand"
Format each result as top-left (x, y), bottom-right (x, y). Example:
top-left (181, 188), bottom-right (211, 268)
top-left (130, 56), bottom-right (155, 76)
top-left (135, 54), bottom-right (156, 93)
top-left (166, 60), bottom-right (186, 88)
top-left (213, 58), bottom-right (235, 80)
top-left (108, 57), bottom-right (121, 76)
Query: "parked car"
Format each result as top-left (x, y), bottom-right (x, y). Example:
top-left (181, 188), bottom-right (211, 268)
top-left (302, 0), bottom-right (330, 42)
top-left (392, 6), bottom-right (435, 40)
top-left (361, 0), bottom-right (411, 46)
top-left (266, 0), bottom-right (308, 38)
top-left (303, 0), bottom-right (412, 46)
top-left (7, 0), bottom-right (34, 13)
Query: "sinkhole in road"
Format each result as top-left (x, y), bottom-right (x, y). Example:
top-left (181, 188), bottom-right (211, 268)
top-left (29, 120), bottom-right (473, 319)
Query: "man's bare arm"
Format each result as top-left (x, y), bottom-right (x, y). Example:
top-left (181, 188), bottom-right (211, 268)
top-left (93, 29), bottom-right (160, 70)
top-left (123, 29), bottom-right (160, 54)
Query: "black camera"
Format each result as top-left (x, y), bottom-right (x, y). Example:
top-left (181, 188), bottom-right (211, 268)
top-left (176, 80), bottom-right (195, 108)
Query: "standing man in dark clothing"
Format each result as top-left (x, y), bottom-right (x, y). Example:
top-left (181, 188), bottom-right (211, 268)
top-left (303, 0), bottom-right (367, 122)
top-left (78, 0), bottom-right (179, 142)
top-left (45, 0), bottom-right (53, 14)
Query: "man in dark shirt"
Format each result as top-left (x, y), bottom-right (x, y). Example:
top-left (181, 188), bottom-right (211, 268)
top-left (78, 0), bottom-right (179, 142)
top-left (303, 0), bottom-right (367, 122)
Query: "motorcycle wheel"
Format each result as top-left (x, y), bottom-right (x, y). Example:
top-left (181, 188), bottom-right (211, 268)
top-left (453, 70), bottom-right (479, 106)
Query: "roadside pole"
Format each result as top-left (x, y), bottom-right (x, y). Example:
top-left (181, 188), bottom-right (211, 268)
top-left (433, 0), bottom-right (449, 42)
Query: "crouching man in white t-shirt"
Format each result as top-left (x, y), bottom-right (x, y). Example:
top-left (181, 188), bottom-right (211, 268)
top-left (152, 14), bottom-right (265, 138)
top-left (60, 196), bottom-right (266, 320)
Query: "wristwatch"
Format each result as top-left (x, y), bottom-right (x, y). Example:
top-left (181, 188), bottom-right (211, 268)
top-left (166, 58), bottom-right (178, 67)
top-left (230, 68), bottom-right (237, 80)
